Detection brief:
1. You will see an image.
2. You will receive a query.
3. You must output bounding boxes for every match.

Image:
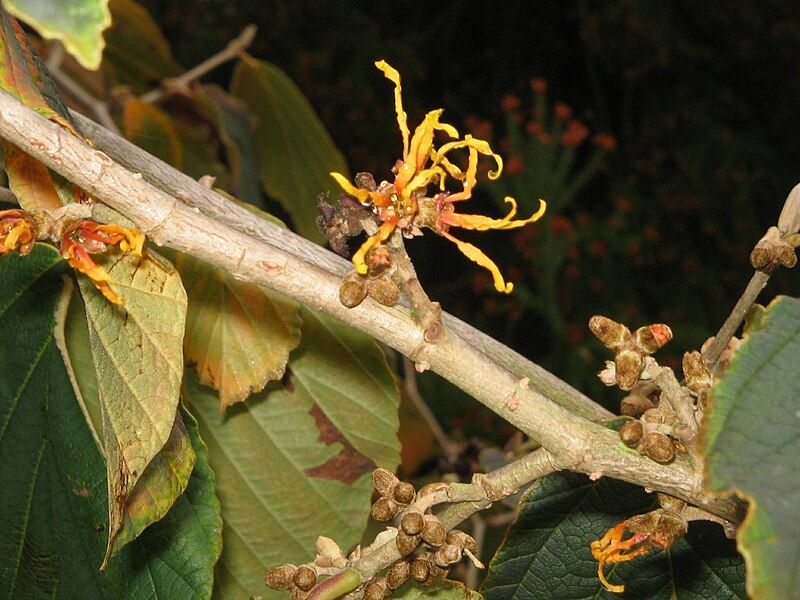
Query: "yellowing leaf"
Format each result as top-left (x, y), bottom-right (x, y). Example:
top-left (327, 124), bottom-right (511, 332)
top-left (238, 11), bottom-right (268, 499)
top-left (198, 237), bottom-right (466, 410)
top-left (230, 54), bottom-right (349, 242)
top-left (174, 251), bottom-right (302, 409)
top-left (4, 142), bottom-right (63, 210)
top-left (3, 0), bottom-right (111, 70)
top-left (77, 249), bottom-right (187, 560)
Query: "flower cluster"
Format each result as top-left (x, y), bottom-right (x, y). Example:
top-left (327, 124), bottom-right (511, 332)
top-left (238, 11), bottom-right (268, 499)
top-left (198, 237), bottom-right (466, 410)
top-left (60, 220), bottom-right (145, 304)
top-left (0, 209), bottom-right (35, 255)
top-left (330, 61), bottom-right (545, 293)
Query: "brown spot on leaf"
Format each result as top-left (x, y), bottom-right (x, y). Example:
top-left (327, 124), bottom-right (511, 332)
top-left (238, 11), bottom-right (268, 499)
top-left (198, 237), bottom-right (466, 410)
top-left (305, 404), bottom-right (376, 485)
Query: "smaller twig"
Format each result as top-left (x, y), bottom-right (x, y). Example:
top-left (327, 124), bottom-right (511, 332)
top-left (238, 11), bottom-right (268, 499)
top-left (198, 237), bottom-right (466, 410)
top-left (307, 568), bottom-right (361, 600)
top-left (140, 24), bottom-right (257, 103)
top-left (402, 356), bottom-right (458, 464)
top-left (387, 230), bottom-right (444, 344)
top-left (683, 506), bottom-right (737, 539)
top-left (704, 270), bottom-right (769, 373)
top-left (642, 360), bottom-right (699, 444)
top-left (45, 42), bottom-right (119, 134)
top-left (464, 515), bottom-right (486, 589)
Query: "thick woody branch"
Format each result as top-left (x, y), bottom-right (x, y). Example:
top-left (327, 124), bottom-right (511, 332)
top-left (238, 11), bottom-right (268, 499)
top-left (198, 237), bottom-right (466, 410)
top-left (0, 90), bottom-right (741, 523)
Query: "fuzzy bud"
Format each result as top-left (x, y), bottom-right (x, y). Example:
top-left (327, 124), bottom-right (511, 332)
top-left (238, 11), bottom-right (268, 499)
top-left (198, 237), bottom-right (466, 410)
top-left (446, 530), bottom-right (478, 554)
top-left (651, 512), bottom-right (688, 548)
top-left (363, 578), bottom-right (388, 600)
top-left (365, 245), bottom-right (393, 277)
top-left (682, 351), bottom-right (713, 395)
top-left (409, 557), bottom-right (431, 582)
top-left (371, 497), bottom-right (400, 522)
top-left (293, 566), bottom-right (317, 591)
top-left (372, 468), bottom-right (400, 496)
top-left (265, 564), bottom-right (297, 590)
top-left (393, 481), bottom-right (416, 506)
top-left (589, 315), bottom-right (630, 350)
top-left (434, 543), bottom-right (462, 567)
top-left (386, 561), bottom-right (410, 589)
top-left (634, 324), bottom-right (673, 353)
top-left (396, 531), bottom-right (421, 555)
top-left (339, 272), bottom-right (368, 308)
top-left (421, 515), bottom-right (446, 547)
top-left (367, 275), bottom-right (400, 306)
top-left (620, 393), bottom-right (655, 417)
top-left (400, 510), bottom-right (425, 536)
top-left (619, 420), bottom-right (644, 447)
top-left (615, 349), bottom-right (645, 390)
top-left (640, 433), bottom-right (675, 464)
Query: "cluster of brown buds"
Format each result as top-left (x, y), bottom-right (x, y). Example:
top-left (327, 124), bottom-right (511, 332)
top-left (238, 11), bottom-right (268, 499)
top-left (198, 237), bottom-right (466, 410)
top-left (338, 245), bottom-right (400, 308)
top-left (589, 316), bottom-right (672, 390)
top-left (265, 536), bottom-right (351, 599)
top-left (591, 498), bottom-right (688, 592)
top-left (363, 469), bottom-right (480, 598)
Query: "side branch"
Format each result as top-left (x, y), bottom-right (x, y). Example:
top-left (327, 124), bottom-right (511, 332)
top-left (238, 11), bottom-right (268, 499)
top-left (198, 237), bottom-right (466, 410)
top-left (0, 90), bottom-right (741, 522)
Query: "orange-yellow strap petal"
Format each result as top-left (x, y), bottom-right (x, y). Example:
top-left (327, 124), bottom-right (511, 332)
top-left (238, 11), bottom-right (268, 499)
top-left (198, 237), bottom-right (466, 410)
top-left (433, 135), bottom-right (504, 179)
top-left (443, 197), bottom-right (547, 230)
top-left (446, 146), bottom-right (479, 202)
top-left (375, 60), bottom-right (410, 160)
top-left (330, 172), bottom-right (372, 203)
top-left (441, 231), bottom-right (513, 293)
top-left (352, 221), bottom-right (396, 275)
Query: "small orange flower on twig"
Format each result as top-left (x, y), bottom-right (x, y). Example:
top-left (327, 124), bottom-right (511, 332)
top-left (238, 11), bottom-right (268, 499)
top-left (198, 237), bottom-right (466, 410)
top-left (330, 61), bottom-right (545, 293)
top-left (60, 220), bottom-right (145, 304)
top-left (0, 209), bottom-right (35, 255)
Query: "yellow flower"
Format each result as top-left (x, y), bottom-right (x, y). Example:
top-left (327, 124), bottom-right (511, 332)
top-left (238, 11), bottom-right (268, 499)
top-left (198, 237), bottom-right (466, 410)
top-left (330, 60), bottom-right (545, 293)
top-left (60, 220), bottom-right (145, 304)
top-left (590, 520), bottom-right (651, 593)
top-left (0, 209), bottom-right (35, 255)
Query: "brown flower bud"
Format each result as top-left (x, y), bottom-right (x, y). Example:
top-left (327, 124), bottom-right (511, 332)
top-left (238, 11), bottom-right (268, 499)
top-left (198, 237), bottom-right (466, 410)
top-left (396, 531), bottom-right (421, 555)
top-left (409, 557), bottom-right (431, 582)
top-left (634, 324), bottom-right (672, 353)
top-left (434, 543), bottom-right (462, 567)
top-left (371, 497), bottom-right (400, 522)
top-left (372, 468), bottom-right (400, 496)
top-left (620, 393), bottom-right (655, 417)
top-left (393, 481), bottom-right (416, 506)
top-left (446, 530), bottom-right (478, 554)
top-left (651, 512), bottom-right (688, 549)
top-left (293, 565), bottom-right (317, 591)
top-left (640, 433), bottom-right (675, 464)
top-left (682, 351), bottom-right (713, 395)
top-left (615, 349), bottom-right (645, 390)
top-left (421, 515), bottom-right (446, 547)
top-left (589, 315), bottom-right (630, 350)
top-left (656, 493), bottom-right (687, 513)
top-left (354, 172), bottom-right (377, 191)
top-left (339, 272), bottom-right (368, 308)
top-left (386, 561), bottom-right (410, 589)
top-left (265, 564), bottom-right (297, 590)
top-left (400, 510), bottom-right (425, 535)
top-left (365, 245), bottom-right (393, 277)
top-left (363, 578), bottom-right (388, 600)
top-left (368, 275), bottom-right (400, 306)
top-left (619, 420), bottom-right (644, 447)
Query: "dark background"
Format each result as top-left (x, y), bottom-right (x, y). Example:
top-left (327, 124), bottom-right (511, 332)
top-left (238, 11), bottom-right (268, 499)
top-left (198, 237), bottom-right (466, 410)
top-left (143, 0), bottom-right (800, 440)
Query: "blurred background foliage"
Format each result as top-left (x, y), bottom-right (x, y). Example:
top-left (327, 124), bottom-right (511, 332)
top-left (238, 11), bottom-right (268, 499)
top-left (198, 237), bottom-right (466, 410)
top-left (56, 0), bottom-right (800, 475)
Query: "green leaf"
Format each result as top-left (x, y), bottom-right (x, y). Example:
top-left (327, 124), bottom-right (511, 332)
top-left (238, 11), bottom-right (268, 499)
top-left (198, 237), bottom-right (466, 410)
top-left (77, 249), bottom-right (188, 559)
top-left (183, 307), bottom-right (400, 597)
top-left (0, 245), bottom-right (221, 598)
top-left (122, 97), bottom-right (183, 169)
top-left (230, 53), bottom-right (349, 242)
top-left (701, 295), bottom-right (800, 599)
top-left (174, 251), bottom-right (302, 409)
top-left (3, 0), bottom-right (110, 69)
top-left (195, 84), bottom-right (264, 207)
top-left (394, 580), bottom-right (483, 599)
top-left (104, 0), bottom-right (181, 91)
top-left (482, 472), bottom-right (745, 599)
